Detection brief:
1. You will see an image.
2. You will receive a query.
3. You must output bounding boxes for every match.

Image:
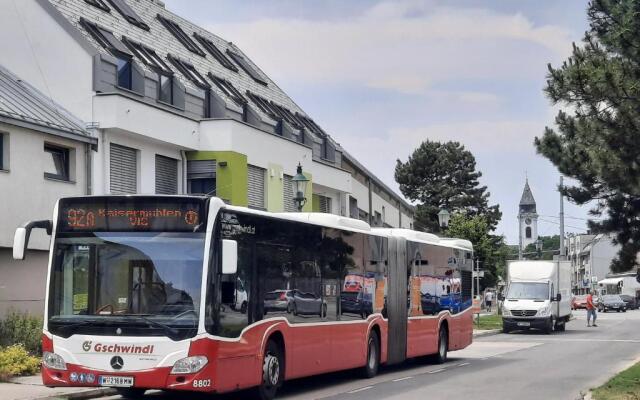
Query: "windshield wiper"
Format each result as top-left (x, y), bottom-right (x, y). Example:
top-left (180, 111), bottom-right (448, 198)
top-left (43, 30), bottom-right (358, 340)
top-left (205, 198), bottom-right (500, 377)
top-left (51, 318), bottom-right (118, 335)
top-left (133, 315), bottom-right (182, 339)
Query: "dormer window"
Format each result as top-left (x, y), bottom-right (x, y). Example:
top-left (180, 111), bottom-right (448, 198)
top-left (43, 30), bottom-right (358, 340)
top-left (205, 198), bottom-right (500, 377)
top-left (166, 55), bottom-right (209, 89)
top-left (79, 18), bottom-right (133, 90)
top-left (84, 0), bottom-right (110, 12)
top-left (121, 37), bottom-right (172, 73)
top-left (208, 73), bottom-right (246, 106)
top-left (157, 14), bottom-right (205, 56)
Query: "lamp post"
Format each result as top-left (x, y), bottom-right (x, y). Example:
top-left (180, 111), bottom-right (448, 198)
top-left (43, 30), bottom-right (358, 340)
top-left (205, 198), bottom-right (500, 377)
top-left (292, 163), bottom-right (309, 212)
top-left (437, 209), bottom-right (451, 230)
top-left (536, 238), bottom-right (543, 259)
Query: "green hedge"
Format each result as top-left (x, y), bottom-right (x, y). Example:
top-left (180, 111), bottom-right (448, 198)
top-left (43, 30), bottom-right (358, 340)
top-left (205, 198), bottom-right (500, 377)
top-left (0, 311), bottom-right (43, 356)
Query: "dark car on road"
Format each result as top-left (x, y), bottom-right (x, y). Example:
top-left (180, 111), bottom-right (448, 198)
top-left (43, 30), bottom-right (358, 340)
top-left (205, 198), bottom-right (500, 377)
top-left (619, 294), bottom-right (638, 310)
top-left (598, 294), bottom-right (627, 312)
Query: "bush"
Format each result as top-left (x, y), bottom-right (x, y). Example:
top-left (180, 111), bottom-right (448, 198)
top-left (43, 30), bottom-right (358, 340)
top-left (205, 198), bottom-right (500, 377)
top-left (0, 311), bottom-right (43, 356)
top-left (0, 344), bottom-right (40, 381)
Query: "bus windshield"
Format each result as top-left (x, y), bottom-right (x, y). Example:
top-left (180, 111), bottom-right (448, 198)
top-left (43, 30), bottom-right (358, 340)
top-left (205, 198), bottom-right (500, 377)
top-left (506, 282), bottom-right (549, 300)
top-left (48, 231), bottom-right (205, 340)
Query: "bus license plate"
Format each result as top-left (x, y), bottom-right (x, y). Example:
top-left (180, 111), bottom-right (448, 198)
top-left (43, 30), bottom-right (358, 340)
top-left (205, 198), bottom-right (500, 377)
top-left (99, 376), bottom-right (134, 387)
top-left (517, 322), bottom-right (530, 327)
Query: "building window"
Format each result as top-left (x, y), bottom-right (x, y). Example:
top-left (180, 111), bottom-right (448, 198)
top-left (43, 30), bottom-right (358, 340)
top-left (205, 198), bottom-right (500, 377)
top-left (107, 0), bottom-right (149, 30)
top-left (208, 73), bottom-right (246, 106)
top-left (374, 211), bottom-right (382, 227)
top-left (247, 165), bottom-right (266, 209)
top-left (525, 226), bottom-right (532, 239)
top-left (44, 144), bottom-right (70, 181)
top-left (121, 37), bottom-right (172, 73)
top-left (187, 160), bottom-right (216, 195)
top-left (349, 197), bottom-right (358, 219)
top-left (116, 57), bottom-right (132, 89)
top-left (158, 73), bottom-right (173, 104)
top-left (157, 14), bottom-right (204, 56)
top-left (110, 143), bottom-right (137, 194)
top-left (167, 54), bottom-right (209, 88)
top-left (226, 50), bottom-right (268, 86)
top-left (317, 195), bottom-right (332, 213)
top-left (155, 155), bottom-right (178, 194)
top-left (0, 132), bottom-right (6, 170)
top-left (193, 33), bottom-right (238, 72)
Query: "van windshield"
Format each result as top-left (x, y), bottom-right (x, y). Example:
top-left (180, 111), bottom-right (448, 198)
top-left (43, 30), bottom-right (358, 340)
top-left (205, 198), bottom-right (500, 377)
top-left (506, 282), bottom-right (549, 300)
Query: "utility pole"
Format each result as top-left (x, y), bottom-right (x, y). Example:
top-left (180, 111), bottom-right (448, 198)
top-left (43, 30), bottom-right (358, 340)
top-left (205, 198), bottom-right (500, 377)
top-left (559, 176), bottom-right (566, 259)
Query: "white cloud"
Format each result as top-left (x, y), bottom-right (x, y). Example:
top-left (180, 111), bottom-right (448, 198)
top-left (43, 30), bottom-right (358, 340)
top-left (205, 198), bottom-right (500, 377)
top-left (207, 0), bottom-right (573, 94)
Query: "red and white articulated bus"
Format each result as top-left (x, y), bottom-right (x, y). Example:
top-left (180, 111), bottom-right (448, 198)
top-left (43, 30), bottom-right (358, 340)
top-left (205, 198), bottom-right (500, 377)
top-left (13, 195), bottom-right (474, 399)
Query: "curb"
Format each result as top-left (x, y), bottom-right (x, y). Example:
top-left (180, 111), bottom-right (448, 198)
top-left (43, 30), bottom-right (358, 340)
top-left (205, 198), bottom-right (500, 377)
top-left (473, 329), bottom-right (501, 338)
top-left (35, 388), bottom-right (117, 400)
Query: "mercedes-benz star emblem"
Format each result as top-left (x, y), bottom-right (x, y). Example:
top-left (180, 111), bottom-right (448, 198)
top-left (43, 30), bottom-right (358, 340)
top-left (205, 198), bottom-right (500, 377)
top-left (110, 356), bottom-right (124, 370)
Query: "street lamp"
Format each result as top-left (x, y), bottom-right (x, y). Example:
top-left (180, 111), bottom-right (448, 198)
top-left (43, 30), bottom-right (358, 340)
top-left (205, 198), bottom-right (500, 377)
top-left (437, 209), bottom-right (451, 229)
top-left (291, 163), bottom-right (309, 212)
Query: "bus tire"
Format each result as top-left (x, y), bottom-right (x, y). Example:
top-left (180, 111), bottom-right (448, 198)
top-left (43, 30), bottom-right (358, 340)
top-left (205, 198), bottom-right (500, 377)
top-left (254, 339), bottom-right (284, 400)
top-left (430, 324), bottom-right (448, 364)
top-left (115, 388), bottom-right (146, 398)
top-left (361, 331), bottom-right (380, 379)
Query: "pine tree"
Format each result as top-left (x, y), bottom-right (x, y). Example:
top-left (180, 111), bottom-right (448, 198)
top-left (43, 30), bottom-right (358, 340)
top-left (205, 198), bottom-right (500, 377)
top-left (395, 140), bottom-right (501, 233)
top-left (535, 0), bottom-right (640, 272)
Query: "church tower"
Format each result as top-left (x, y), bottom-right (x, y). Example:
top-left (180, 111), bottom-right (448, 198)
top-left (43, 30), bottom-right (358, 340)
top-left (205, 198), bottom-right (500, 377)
top-left (518, 179), bottom-right (538, 252)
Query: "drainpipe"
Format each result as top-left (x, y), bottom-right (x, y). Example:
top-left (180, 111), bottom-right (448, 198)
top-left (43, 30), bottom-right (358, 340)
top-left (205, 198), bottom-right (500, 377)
top-left (84, 142), bottom-right (92, 195)
top-left (368, 178), bottom-right (373, 226)
top-left (180, 150), bottom-right (188, 194)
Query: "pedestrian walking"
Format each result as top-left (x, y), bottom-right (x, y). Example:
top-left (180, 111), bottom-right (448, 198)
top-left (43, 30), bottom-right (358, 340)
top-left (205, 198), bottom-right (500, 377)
top-left (586, 290), bottom-right (598, 327)
top-left (484, 290), bottom-right (494, 313)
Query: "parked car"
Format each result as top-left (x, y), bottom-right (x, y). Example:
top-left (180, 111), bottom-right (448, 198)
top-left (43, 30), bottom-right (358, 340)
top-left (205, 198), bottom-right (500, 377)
top-left (619, 294), bottom-right (638, 310)
top-left (340, 291), bottom-right (372, 318)
top-left (264, 290), bottom-right (294, 313)
top-left (265, 289), bottom-right (327, 317)
top-left (598, 294), bottom-right (627, 312)
top-left (571, 294), bottom-right (588, 310)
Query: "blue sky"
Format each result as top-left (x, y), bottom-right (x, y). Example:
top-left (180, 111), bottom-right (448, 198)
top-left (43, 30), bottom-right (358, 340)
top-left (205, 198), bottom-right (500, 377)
top-left (164, 0), bottom-right (592, 244)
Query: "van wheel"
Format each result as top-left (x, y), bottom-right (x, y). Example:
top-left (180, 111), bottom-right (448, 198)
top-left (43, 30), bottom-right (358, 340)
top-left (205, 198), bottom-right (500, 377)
top-left (116, 388), bottom-right (146, 398)
top-left (254, 340), bottom-right (284, 400)
top-left (545, 317), bottom-right (555, 334)
top-left (555, 319), bottom-right (566, 332)
top-left (240, 301), bottom-right (248, 314)
top-left (502, 323), bottom-right (511, 334)
top-left (430, 324), bottom-right (448, 364)
top-left (361, 331), bottom-right (380, 378)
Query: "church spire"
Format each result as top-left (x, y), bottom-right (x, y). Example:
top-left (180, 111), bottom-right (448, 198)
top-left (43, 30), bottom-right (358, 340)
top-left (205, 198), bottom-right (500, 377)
top-left (519, 179), bottom-right (536, 209)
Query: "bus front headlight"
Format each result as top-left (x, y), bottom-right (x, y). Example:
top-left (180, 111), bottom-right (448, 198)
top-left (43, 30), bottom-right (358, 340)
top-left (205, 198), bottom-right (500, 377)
top-left (43, 351), bottom-right (67, 370)
top-left (171, 356), bottom-right (208, 374)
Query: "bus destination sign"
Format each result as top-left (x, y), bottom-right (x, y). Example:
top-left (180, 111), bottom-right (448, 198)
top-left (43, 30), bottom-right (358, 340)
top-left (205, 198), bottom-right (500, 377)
top-left (58, 197), bottom-right (206, 232)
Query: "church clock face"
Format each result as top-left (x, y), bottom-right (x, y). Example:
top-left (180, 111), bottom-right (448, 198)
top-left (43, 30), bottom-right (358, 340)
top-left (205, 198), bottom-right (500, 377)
top-left (525, 218), bottom-right (532, 225)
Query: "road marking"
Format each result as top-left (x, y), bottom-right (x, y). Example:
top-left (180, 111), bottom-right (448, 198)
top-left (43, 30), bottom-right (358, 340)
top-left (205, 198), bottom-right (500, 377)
top-left (457, 362), bottom-right (470, 367)
top-left (392, 376), bottom-right (414, 382)
top-left (428, 368), bottom-right (446, 374)
top-left (510, 338), bottom-right (640, 343)
top-left (348, 386), bottom-right (373, 393)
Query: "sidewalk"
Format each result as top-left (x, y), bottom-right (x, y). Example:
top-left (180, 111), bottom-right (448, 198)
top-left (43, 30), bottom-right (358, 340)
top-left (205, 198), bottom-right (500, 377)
top-left (0, 376), bottom-right (115, 400)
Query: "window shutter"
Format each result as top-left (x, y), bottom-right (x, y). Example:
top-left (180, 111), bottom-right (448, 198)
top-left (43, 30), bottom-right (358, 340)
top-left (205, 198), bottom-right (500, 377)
top-left (155, 155), bottom-right (178, 194)
top-left (110, 143), bottom-right (137, 194)
top-left (187, 159), bottom-right (216, 179)
top-left (247, 165), bottom-right (265, 209)
top-left (318, 195), bottom-right (332, 213)
top-left (283, 174), bottom-right (296, 212)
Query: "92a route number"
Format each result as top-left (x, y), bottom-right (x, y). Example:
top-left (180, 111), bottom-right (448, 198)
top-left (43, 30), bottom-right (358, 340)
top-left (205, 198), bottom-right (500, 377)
top-left (193, 379), bottom-right (211, 388)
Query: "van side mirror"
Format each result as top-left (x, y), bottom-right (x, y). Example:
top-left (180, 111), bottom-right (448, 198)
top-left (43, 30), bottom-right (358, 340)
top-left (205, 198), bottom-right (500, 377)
top-left (13, 220), bottom-right (52, 260)
top-left (221, 239), bottom-right (238, 275)
top-left (556, 293), bottom-right (562, 302)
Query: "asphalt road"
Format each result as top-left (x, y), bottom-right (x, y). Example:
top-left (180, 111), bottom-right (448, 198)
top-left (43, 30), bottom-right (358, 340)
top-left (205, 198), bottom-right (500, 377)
top-left (99, 309), bottom-right (640, 400)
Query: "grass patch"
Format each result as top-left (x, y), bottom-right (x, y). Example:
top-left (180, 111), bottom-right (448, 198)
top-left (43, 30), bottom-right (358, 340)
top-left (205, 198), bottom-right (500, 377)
top-left (474, 313), bottom-right (502, 330)
top-left (591, 361), bottom-right (640, 400)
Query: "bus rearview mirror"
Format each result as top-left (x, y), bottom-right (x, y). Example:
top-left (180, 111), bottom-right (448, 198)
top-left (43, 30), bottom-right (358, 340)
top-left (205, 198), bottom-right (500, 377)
top-left (13, 228), bottom-right (27, 260)
top-left (222, 239), bottom-right (238, 275)
top-left (13, 220), bottom-right (53, 260)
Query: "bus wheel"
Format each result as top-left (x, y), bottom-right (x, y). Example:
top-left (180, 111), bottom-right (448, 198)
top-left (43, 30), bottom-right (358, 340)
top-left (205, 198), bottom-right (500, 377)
top-left (430, 324), bottom-right (448, 364)
top-left (115, 388), bottom-right (146, 398)
top-left (255, 340), bottom-right (284, 400)
top-left (361, 331), bottom-right (380, 378)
